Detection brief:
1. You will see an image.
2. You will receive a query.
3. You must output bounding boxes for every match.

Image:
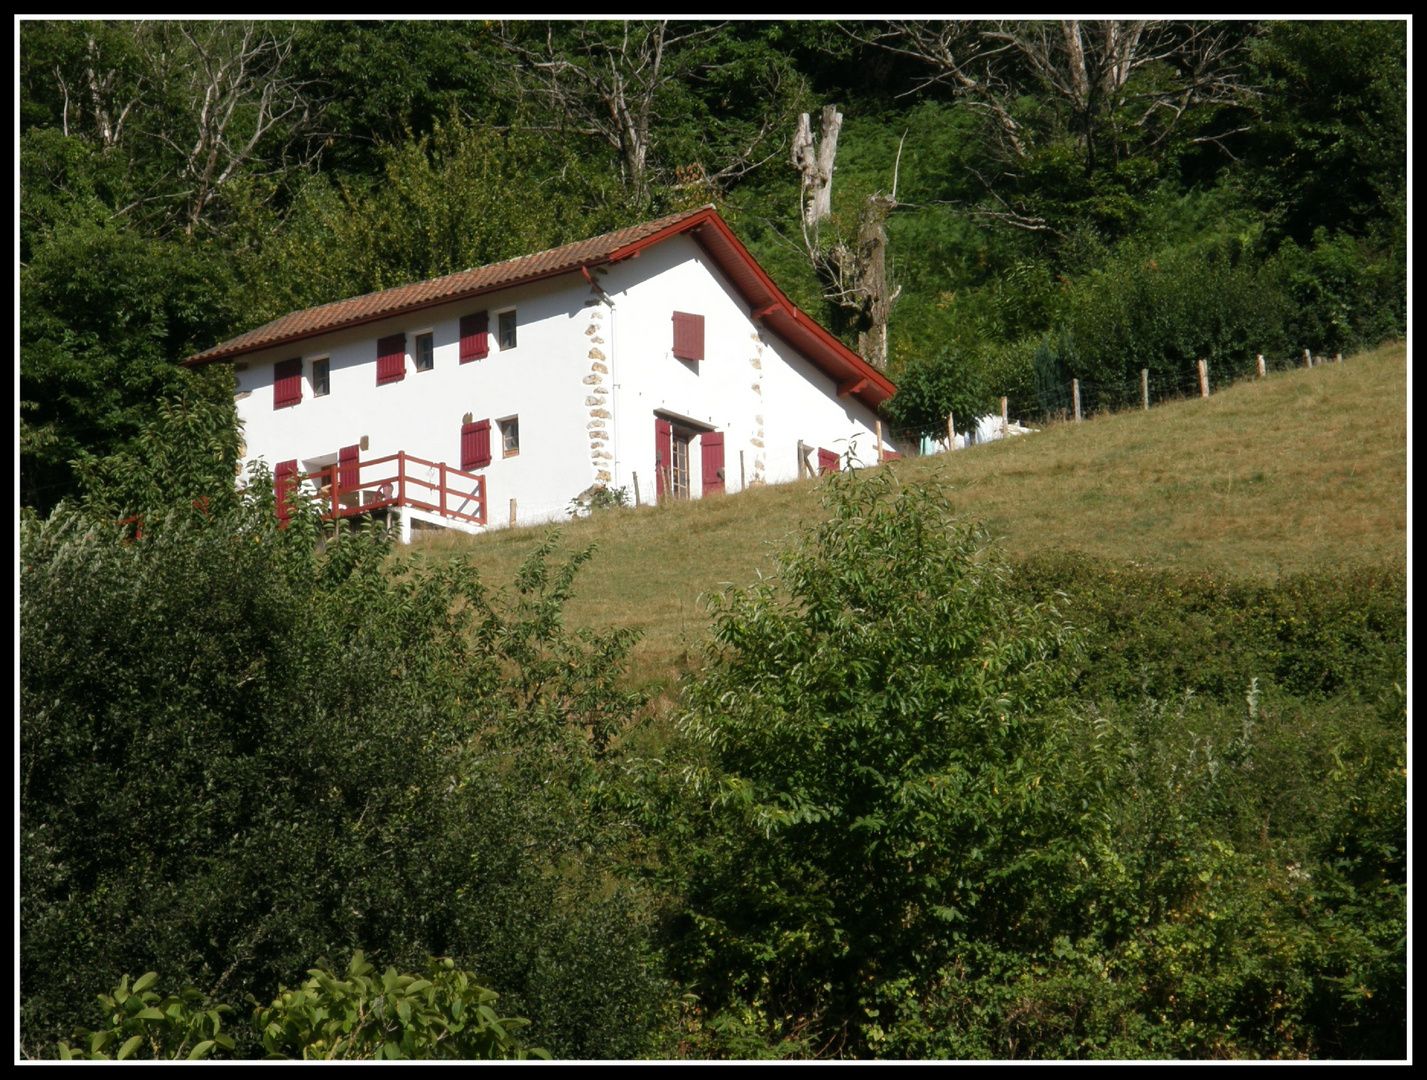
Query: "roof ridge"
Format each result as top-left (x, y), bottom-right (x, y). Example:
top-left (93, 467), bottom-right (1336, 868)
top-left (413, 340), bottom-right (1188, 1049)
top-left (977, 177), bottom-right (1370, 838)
top-left (189, 206), bottom-right (716, 364)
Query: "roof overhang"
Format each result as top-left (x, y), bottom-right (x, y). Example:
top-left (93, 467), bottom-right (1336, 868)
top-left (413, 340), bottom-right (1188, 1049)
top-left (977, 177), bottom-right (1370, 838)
top-left (185, 207), bottom-right (895, 411)
top-left (607, 209), bottom-right (895, 411)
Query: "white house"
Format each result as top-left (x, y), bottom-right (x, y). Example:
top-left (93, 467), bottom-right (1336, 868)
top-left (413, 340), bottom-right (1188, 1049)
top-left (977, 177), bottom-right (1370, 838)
top-left (185, 206), bottom-right (899, 541)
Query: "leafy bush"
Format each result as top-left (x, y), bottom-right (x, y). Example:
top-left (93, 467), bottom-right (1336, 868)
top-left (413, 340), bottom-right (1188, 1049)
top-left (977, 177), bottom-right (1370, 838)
top-left (58, 972), bottom-right (235, 1061)
top-left (58, 954), bottom-right (547, 1060)
top-left (20, 398), bottom-right (668, 1059)
top-left (1008, 553), bottom-right (1406, 704)
top-left (251, 952), bottom-right (546, 1060)
top-left (674, 469), bottom-right (1079, 1052)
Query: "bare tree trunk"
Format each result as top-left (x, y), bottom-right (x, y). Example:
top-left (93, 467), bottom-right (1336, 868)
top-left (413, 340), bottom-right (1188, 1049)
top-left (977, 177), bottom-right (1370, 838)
top-left (792, 104), bottom-right (842, 228)
top-left (855, 195), bottom-right (897, 371)
top-left (791, 103), bottom-right (900, 372)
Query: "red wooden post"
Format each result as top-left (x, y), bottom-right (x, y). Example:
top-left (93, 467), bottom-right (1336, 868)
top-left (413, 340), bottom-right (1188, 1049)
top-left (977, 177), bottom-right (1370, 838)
top-left (398, 450), bottom-right (406, 507)
top-left (439, 461), bottom-right (447, 518)
top-left (329, 463), bottom-right (339, 522)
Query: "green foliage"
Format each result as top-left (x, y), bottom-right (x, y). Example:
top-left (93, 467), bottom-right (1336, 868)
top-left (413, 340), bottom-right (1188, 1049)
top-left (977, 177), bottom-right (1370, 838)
top-left (251, 952), bottom-right (546, 1060)
top-left (57, 955), bottom-right (548, 1060)
top-left (20, 399), bottom-right (667, 1060)
top-left (569, 484), bottom-right (632, 519)
top-left (675, 469), bottom-right (1077, 1050)
top-left (881, 348), bottom-right (993, 439)
top-left (1008, 553), bottom-right (1406, 704)
top-left (1267, 229), bottom-right (1405, 356)
top-left (1245, 21), bottom-right (1407, 246)
top-left (20, 213), bottom-right (239, 512)
top-left (237, 120), bottom-right (640, 322)
top-left (1032, 329), bottom-right (1075, 414)
top-left (1054, 234), bottom-right (1288, 392)
top-left (58, 973), bottom-right (235, 1061)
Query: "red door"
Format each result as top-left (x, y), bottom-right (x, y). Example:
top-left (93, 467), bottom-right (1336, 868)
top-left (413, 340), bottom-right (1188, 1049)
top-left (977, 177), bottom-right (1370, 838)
top-left (655, 418), bottom-right (673, 500)
top-left (701, 432), bottom-right (725, 496)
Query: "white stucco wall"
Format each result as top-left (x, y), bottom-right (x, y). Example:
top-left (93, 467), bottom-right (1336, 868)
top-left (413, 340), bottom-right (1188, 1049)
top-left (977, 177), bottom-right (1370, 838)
top-left (597, 235), bottom-right (894, 500)
top-left (229, 233), bottom-right (896, 533)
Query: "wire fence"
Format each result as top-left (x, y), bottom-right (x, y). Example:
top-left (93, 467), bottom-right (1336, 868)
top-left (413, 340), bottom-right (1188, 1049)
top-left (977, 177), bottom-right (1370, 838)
top-left (889, 348), bottom-right (1349, 456)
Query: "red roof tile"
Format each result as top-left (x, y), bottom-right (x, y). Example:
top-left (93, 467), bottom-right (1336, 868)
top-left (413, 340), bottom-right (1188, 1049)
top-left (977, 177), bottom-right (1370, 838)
top-left (185, 206), bottom-right (895, 408)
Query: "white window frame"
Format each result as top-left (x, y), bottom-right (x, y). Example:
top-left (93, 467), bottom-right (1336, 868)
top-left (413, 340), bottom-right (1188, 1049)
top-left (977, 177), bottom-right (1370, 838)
top-left (412, 328), bottom-right (436, 372)
top-left (497, 309), bottom-right (517, 351)
top-left (309, 355), bottom-right (331, 398)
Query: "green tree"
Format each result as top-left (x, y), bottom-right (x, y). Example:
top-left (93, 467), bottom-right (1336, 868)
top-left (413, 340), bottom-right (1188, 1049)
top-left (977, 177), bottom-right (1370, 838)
top-left (21, 397), bottom-right (666, 1059)
top-left (674, 469), bottom-right (1077, 1050)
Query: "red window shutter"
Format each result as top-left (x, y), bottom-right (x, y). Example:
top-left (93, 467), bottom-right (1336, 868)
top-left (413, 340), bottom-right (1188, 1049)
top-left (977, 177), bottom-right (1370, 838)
top-left (818, 448), bottom-right (840, 474)
top-left (338, 444), bottom-right (360, 489)
top-left (275, 459), bottom-right (298, 524)
top-left (672, 312), bottom-right (705, 361)
top-left (273, 358), bottom-right (303, 409)
top-left (461, 419), bottom-right (491, 471)
top-left (655, 418), bottom-right (673, 498)
top-left (701, 432), bottom-right (725, 495)
top-left (377, 333), bottom-right (406, 385)
top-left (460, 312), bottom-right (489, 363)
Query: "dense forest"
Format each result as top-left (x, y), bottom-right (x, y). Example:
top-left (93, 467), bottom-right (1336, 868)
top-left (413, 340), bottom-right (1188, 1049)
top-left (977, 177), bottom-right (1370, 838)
top-left (20, 20), bottom-right (1405, 511)
top-left (20, 20), bottom-right (1406, 1060)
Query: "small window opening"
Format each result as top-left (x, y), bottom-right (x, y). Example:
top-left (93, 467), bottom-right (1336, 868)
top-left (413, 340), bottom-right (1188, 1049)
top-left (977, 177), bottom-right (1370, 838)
top-left (414, 332), bottom-right (434, 372)
top-left (312, 358), bottom-right (330, 397)
top-left (498, 310), bottom-right (517, 350)
top-left (500, 416), bottom-right (520, 457)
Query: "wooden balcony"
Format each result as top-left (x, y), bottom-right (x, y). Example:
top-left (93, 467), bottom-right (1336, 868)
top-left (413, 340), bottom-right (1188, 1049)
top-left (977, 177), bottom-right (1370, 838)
top-left (287, 451), bottom-right (487, 531)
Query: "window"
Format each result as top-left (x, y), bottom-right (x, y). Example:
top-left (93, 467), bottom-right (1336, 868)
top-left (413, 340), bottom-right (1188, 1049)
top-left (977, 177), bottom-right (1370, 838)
top-left (274, 358), bottom-right (302, 409)
top-left (500, 416), bottom-right (519, 457)
top-left (672, 311), bottom-right (705, 361)
top-left (460, 312), bottom-right (489, 363)
top-left (311, 358), bottom-right (330, 397)
top-left (414, 332), bottom-right (434, 372)
top-left (377, 333), bottom-right (406, 385)
top-left (498, 310), bottom-right (517, 350)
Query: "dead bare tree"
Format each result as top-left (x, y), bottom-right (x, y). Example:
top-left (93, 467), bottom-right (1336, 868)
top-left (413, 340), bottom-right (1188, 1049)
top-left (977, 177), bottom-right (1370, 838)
top-left (853, 20), bottom-right (1256, 232)
top-left (497, 20), bottom-right (792, 206)
top-left (151, 22), bottom-right (321, 234)
top-left (792, 105), bottom-right (903, 370)
top-left (41, 21), bottom-right (322, 235)
top-left (48, 24), bottom-right (150, 148)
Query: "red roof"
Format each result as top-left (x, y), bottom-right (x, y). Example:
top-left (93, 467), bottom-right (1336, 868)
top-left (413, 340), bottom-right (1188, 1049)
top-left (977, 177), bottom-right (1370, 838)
top-left (184, 206), bottom-right (895, 409)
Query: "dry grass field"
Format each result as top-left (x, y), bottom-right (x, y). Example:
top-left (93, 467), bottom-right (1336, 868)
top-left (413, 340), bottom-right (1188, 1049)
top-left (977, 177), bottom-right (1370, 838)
top-left (413, 340), bottom-right (1407, 688)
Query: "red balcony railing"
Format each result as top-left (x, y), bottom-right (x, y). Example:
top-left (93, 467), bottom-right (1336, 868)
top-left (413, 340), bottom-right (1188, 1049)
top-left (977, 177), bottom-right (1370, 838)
top-left (294, 451), bottom-right (486, 528)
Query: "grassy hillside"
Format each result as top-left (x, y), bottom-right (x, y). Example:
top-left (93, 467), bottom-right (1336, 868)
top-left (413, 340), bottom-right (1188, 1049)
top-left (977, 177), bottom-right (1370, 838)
top-left (415, 340), bottom-right (1406, 684)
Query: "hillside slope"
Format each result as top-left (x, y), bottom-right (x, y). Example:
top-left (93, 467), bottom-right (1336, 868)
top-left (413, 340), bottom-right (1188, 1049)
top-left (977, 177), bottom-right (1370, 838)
top-left (417, 341), bottom-right (1406, 681)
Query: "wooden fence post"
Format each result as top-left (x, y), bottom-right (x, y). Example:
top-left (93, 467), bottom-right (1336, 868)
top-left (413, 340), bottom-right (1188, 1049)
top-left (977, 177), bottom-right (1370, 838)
top-left (1198, 359), bottom-right (1209, 398)
top-left (632, 471), bottom-right (640, 507)
top-left (876, 419), bottom-right (883, 463)
top-left (1000, 396), bottom-right (1008, 436)
top-left (1257, 354), bottom-right (1266, 378)
top-left (1304, 348), bottom-right (1313, 368)
top-left (947, 410), bottom-right (955, 449)
top-left (739, 450), bottom-right (745, 492)
top-left (1072, 379), bottom-right (1081, 422)
top-left (1141, 368), bottom-right (1149, 410)
top-left (1335, 352), bottom-right (1342, 364)
top-left (509, 498), bottom-right (517, 527)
